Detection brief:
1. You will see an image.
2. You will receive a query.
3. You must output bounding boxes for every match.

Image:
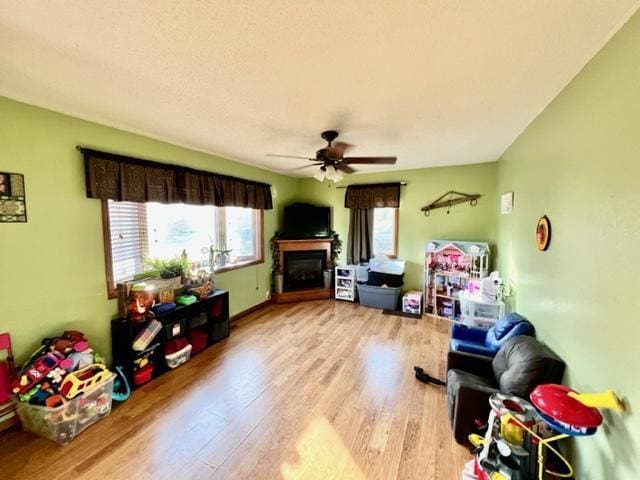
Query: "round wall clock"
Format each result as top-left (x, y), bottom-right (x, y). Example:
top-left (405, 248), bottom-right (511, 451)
top-left (536, 215), bottom-right (551, 251)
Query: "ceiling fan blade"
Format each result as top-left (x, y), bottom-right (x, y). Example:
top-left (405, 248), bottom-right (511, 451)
top-left (342, 156), bottom-right (397, 165)
top-left (266, 153), bottom-right (315, 160)
top-left (336, 163), bottom-right (356, 174)
top-left (289, 164), bottom-right (322, 171)
top-left (327, 141), bottom-right (354, 159)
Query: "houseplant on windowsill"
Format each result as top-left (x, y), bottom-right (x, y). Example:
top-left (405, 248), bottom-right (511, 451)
top-left (143, 256), bottom-right (189, 288)
top-left (202, 244), bottom-right (233, 270)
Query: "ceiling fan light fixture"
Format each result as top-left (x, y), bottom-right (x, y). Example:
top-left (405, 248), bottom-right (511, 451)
top-left (313, 168), bottom-right (326, 182)
top-left (334, 168), bottom-right (344, 182)
top-left (325, 165), bottom-right (340, 182)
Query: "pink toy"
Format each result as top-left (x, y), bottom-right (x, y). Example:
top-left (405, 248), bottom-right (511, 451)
top-left (467, 279), bottom-right (480, 295)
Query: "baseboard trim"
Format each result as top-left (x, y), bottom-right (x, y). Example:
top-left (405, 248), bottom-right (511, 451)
top-left (230, 299), bottom-right (271, 323)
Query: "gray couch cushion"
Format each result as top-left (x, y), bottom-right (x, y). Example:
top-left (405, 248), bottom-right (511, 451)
top-left (492, 335), bottom-right (564, 397)
top-left (446, 369), bottom-right (497, 426)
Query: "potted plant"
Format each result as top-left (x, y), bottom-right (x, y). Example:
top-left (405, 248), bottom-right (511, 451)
top-left (270, 232), bottom-right (283, 294)
top-left (323, 231), bottom-right (342, 289)
top-left (143, 255), bottom-right (190, 289)
top-left (202, 244), bottom-right (233, 270)
top-left (143, 256), bottom-right (189, 279)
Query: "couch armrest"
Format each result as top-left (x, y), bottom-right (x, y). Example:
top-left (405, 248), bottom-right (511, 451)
top-left (451, 324), bottom-right (488, 343)
top-left (451, 341), bottom-right (498, 358)
top-left (447, 350), bottom-right (495, 379)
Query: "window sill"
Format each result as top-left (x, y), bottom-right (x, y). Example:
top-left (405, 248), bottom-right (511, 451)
top-left (215, 258), bottom-right (264, 273)
top-left (107, 259), bottom-right (264, 299)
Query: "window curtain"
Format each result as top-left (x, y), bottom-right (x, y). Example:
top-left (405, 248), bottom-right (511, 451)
top-left (345, 183), bottom-right (401, 264)
top-left (83, 148), bottom-right (273, 210)
top-left (344, 182), bottom-right (400, 209)
top-left (346, 208), bottom-right (374, 264)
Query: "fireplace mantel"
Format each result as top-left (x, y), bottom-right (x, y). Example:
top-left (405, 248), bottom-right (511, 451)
top-left (273, 238), bottom-right (333, 303)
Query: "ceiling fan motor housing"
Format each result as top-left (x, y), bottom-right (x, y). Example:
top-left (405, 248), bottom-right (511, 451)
top-left (320, 130), bottom-right (339, 144)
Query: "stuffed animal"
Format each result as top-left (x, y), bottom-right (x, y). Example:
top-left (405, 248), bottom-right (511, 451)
top-left (128, 289), bottom-right (155, 322)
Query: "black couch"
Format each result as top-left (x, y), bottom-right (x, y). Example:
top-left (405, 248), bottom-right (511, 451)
top-left (446, 335), bottom-right (565, 445)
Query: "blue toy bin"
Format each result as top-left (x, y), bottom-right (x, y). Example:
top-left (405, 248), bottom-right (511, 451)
top-left (15, 373), bottom-right (115, 445)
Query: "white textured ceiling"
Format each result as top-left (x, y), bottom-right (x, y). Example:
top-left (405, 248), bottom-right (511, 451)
top-left (1, 1), bottom-right (638, 176)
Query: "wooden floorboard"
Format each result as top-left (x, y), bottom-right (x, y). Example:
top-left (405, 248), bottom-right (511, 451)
top-left (0, 300), bottom-right (470, 479)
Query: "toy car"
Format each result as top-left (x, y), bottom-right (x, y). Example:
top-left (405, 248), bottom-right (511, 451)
top-left (59, 364), bottom-right (112, 399)
top-left (11, 352), bottom-right (63, 395)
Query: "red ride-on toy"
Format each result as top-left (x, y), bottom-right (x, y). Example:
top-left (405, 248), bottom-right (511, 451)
top-left (0, 333), bottom-right (16, 404)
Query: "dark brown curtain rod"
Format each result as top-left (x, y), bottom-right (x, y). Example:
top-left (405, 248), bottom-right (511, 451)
top-left (336, 181), bottom-right (407, 189)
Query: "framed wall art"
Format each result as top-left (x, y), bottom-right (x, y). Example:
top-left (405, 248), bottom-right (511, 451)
top-left (0, 172), bottom-right (27, 223)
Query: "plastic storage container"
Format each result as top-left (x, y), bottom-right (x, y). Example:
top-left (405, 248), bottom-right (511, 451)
top-left (15, 374), bottom-right (114, 445)
top-left (188, 329), bottom-right (209, 354)
top-left (459, 291), bottom-right (505, 329)
top-left (165, 344), bottom-right (192, 368)
top-left (357, 284), bottom-right (402, 310)
top-left (402, 291), bottom-right (422, 315)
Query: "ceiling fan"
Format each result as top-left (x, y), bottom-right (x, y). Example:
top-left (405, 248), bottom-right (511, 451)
top-left (266, 130), bottom-right (397, 182)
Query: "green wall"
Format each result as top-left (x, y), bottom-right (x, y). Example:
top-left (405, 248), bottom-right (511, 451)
top-left (296, 163), bottom-right (498, 291)
top-left (0, 96), bottom-right (298, 364)
top-left (495, 11), bottom-right (640, 480)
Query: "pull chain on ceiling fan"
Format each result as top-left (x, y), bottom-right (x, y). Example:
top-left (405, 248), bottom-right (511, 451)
top-left (266, 130), bottom-right (397, 182)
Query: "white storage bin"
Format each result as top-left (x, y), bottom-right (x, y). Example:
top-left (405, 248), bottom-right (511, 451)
top-left (165, 343), bottom-right (192, 368)
top-left (15, 374), bottom-right (115, 445)
top-left (459, 291), bottom-right (505, 328)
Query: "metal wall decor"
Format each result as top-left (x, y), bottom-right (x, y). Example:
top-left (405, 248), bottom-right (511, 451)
top-left (421, 190), bottom-right (481, 216)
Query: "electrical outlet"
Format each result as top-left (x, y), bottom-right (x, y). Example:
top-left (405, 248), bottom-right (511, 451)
top-left (265, 290), bottom-right (271, 299)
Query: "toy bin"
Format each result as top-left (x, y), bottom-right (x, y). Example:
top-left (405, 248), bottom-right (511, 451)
top-left (15, 373), bottom-right (114, 445)
top-left (188, 329), bottom-right (209, 355)
top-left (357, 284), bottom-right (402, 310)
top-left (165, 343), bottom-right (192, 369)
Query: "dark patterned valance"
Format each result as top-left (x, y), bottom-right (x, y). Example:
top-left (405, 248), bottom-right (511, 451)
top-left (344, 183), bottom-right (401, 209)
top-left (82, 148), bottom-right (273, 210)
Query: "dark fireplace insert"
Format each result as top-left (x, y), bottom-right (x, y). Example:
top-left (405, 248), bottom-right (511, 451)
top-left (283, 250), bottom-right (326, 291)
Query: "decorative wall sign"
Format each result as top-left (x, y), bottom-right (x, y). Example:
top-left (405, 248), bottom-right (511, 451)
top-left (536, 215), bottom-right (551, 251)
top-left (0, 172), bottom-right (27, 223)
top-left (501, 192), bottom-right (514, 214)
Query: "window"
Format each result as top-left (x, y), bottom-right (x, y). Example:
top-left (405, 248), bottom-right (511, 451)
top-left (372, 208), bottom-right (398, 257)
top-left (103, 200), bottom-right (263, 297)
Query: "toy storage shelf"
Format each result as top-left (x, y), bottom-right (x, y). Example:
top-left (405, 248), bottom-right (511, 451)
top-left (111, 289), bottom-right (229, 390)
top-left (335, 265), bottom-right (357, 302)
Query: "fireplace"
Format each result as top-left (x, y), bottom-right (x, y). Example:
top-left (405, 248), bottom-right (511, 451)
top-left (273, 238), bottom-right (333, 303)
top-left (283, 250), bottom-right (326, 291)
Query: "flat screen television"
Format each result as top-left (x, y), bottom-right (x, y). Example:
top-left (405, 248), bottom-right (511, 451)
top-left (281, 203), bottom-right (331, 239)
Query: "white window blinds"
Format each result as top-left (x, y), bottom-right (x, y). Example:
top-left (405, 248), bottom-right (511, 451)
top-left (106, 200), bottom-right (148, 285)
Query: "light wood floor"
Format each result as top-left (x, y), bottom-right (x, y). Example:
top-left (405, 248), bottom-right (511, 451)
top-left (0, 301), bottom-right (470, 479)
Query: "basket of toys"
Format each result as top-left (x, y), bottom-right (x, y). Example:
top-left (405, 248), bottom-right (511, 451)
top-left (11, 331), bottom-right (115, 445)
